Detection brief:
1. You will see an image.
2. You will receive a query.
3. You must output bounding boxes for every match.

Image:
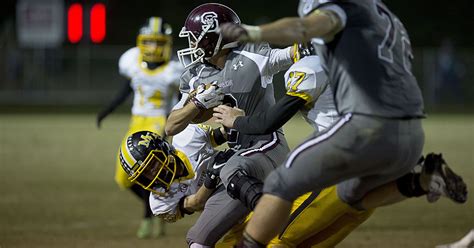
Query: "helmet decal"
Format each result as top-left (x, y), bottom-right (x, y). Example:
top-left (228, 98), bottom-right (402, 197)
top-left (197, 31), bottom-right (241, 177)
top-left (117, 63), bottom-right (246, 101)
top-left (118, 131), bottom-right (178, 194)
top-left (201, 12), bottom-right (219, 33)
top-left (177, 3), bottom-right (241, 68)
top-left (138, 132), bottom-right (159, 148)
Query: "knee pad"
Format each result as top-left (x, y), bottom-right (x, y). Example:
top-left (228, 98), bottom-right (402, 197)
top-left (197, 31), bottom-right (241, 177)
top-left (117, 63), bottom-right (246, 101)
top-left (227, 170), bottom-right (263, 210)
top-left (396, 173), bottom-right (427, 197)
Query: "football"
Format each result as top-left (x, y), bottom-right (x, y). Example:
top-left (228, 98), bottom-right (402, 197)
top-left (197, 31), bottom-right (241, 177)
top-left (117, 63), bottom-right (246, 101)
top-left (191, 108), bottom-right (214, 123)
top-left (185, 84), bottom-right (215, 123)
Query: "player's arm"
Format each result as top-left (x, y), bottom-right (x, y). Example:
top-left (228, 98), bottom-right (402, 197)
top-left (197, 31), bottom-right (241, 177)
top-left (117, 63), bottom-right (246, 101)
top-left (165, 101), bottom-right (201, 136)
top-left (96, 79), bottom-right (132, 128)
top-left (181, 186), bottom-right (215, 213)
top-left (265, 46), bottom-right (296, 76)
top-left (214, 95), bottom-right (306, 134)
top-left (165, 83), bottom-right (224, 136)
top-left (221, 6), bottom-right (345, 46)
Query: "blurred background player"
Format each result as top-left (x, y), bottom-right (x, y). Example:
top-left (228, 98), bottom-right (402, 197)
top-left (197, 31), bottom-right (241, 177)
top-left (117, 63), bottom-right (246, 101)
top-left (96, 16), bottom-right (183, 239)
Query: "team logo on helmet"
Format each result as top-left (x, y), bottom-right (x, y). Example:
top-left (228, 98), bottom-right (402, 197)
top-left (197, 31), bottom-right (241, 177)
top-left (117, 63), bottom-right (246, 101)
top-left (138, 133), bottom-right (159, 148)
top-left (201, 12), bottom-right (219, 32)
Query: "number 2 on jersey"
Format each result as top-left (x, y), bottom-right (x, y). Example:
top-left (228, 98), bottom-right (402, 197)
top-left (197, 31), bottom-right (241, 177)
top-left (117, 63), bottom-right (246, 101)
top-left (374, 0), bottom-right (414, 74)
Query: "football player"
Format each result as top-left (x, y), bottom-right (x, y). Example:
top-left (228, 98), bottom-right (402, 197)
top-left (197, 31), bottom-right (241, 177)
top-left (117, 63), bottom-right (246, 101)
top-left (214, 52), bottom-right (467, 247)
top-left (219, 1), bottom-right (468, 246)
top-left (164, 3), bottom-right (299, 246)
top-left (96, 17), bottom-right (183, 238)
top-left (118, 125), bottom-right (232, 224)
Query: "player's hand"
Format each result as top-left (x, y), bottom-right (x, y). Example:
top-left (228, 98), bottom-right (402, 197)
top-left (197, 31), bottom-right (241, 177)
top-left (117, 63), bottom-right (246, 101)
top-left (213, 105), bottom-right (245, 128)
top-left (204, 149), bottom-right (236, 189)
top-left (219, 23), bottom-right (249, 42)
top-left (158, 208), bottom-right (183, 223)
top-left (192, 82), bottom-right (224, 110)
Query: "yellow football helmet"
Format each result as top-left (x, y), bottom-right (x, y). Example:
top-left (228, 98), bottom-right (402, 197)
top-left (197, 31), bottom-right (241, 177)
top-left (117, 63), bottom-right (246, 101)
top-left (119, 131), bottom-right (177, 194)
top-left (137, 17), bottom-right (173, 63)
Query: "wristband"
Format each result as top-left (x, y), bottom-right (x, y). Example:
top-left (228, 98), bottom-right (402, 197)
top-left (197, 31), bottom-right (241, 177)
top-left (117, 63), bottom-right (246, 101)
top-left (211, 128), bottom-right (227, 146)
top-left (178, 196), bottom-right (195, 216)
top-left (242, 24), bottom-right (262, 42)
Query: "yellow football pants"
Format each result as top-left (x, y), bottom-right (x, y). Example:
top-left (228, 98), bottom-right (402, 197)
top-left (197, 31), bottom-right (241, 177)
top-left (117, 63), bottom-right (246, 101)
top-left (217, 186), bottom-right (374, 248)
top-left (114, 115), bottom-right (167, 189)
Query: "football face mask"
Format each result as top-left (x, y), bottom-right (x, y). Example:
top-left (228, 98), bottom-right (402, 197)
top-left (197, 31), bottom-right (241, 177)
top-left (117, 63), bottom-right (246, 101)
top-left (119, 131), bottom-right (177, 195)
top-left (137, 17), bottom-right (173, 63)
top-left (128, 149), bottom-right (177, 194)
top-left (137, 34), bottom-right (172, 63)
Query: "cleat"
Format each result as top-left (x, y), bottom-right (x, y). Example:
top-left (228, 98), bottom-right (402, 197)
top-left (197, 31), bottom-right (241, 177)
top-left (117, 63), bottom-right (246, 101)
top-left (422, 153), bottom-right (468, 204)
top-left (152, 217), bottom-right (166, 238)
top-left (136, 218), bottom-right (152, 239)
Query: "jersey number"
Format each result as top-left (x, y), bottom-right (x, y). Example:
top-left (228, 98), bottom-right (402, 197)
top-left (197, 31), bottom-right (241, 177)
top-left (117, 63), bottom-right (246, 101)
top-left (138, 86), bottom-right (163, 108)
top-left (374, 0), bottom-right (414, 74)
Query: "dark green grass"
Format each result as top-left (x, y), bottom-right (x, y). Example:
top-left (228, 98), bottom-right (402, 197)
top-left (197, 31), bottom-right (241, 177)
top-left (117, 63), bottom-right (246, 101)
top-left (0, 114), bottom-right (472, 247)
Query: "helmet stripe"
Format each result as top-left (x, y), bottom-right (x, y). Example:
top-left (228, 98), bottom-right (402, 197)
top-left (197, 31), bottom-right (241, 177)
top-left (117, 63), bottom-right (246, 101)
top-left (121, 139), bottom-right (137, 169)
top-left (151, 17), bottom-right (162, 34)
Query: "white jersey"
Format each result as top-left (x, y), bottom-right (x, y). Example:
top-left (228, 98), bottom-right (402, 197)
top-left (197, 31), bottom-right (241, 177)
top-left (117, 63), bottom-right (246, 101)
top-left (149, 124), bottom-right (216, 216)
top-left (119, 47), bottom-right (183, 116)
top-left (284, 56), bottom-right (339, 132)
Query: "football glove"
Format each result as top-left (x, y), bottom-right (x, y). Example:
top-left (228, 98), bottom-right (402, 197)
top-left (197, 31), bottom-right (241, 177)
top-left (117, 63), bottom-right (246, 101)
top-left (157, 208), bottom-right (183, 223)
top-left (204, 149), bottom-right (236, 189)
top-left (191, 82), bottom-right (225, 110)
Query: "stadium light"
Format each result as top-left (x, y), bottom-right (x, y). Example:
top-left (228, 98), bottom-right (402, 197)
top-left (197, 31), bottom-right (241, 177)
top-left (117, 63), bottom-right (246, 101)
top-left (90, 3), bottom-right (106, 43)
top-left (67, 3), bottom-right (83, 43)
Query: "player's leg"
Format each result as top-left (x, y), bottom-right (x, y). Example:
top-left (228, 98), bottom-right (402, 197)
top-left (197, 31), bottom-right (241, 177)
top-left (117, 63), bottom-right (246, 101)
top-left (360, 153), bottom-right (468, 209)
top-left (335, 117), bottom-right (424, 209)
top-left (270, 187), bottom-right (374, 247)
top-left (186, 186), bottom-right (250, 247)
top-left (115, 115), bottom-right (165, 238)
top-left (239, 115), bottom-right (355, 246)
top-left (222, 188), bottom-right (373, 247)
top-left (220, 132), bottom-right (290, 210)
top-left (241, 115), bottom-right (423, 246)
top-left (129, 184), bottom-right (154, 238)
top-left (140, 115), bottom-right (168, 237)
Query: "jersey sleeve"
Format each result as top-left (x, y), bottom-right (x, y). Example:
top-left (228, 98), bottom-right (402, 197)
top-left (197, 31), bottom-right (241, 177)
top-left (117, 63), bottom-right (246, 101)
top-left (238, 43), bottom-right (293, 79)
top-left (178, 63), bottom-right (207, 94)
top-left (149, 185), bottom-right (186, 216)
top-left (284, 56), bottom-right (328, 103)
top-left (118, 47), bottom-right (138, 79)
top-left (266, 46), bottom-right (293, 76)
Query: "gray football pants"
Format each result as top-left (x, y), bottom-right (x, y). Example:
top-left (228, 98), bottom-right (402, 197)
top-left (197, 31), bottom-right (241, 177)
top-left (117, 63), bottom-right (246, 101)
top-left (186, 132), bottom-right (290, 246)
top-left (264, 114), bottom-right (425, 206)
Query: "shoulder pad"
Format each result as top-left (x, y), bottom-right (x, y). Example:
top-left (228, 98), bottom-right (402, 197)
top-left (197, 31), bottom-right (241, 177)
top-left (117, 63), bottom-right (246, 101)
top-left (118, 47), bottom-right (139, 78)
top-left (179, 64), bottom-right (207, 94)
top-left (284, 56), bottom-right (328, 102)
top-left (240, 42), bottom-right (272, 56)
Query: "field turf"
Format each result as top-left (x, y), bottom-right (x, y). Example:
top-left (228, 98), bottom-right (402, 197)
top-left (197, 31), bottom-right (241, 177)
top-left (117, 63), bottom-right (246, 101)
top-left (0, 113), bottom-right (472, 247)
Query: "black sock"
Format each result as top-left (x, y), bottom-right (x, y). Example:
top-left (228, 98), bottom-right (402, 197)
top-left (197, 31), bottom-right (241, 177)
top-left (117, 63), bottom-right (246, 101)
top-left (396, 173), bottom-right (427, 197)
top-left (234, 231), bottom-right (266, 248)
top-left (130, 184), bottom-right (153, 219)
